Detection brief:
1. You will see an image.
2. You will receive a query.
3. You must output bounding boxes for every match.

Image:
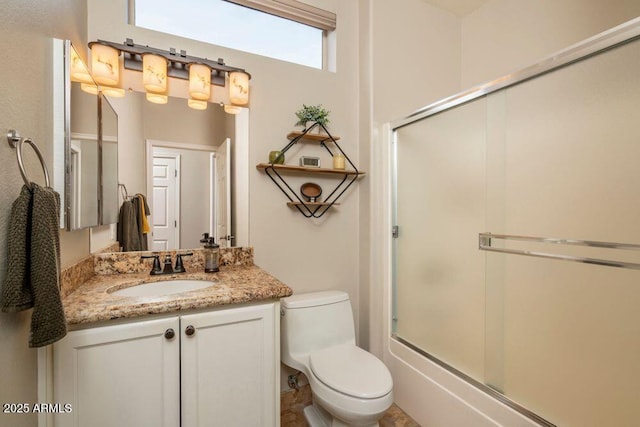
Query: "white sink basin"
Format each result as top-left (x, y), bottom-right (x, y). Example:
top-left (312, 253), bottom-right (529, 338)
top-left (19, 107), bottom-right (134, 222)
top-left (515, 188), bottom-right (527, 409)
top-left (112, 279), bottom-right (216, 297)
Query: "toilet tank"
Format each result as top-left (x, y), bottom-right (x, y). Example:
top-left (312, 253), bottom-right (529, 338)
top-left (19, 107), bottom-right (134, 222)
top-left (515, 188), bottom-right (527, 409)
top-left (281, 291), bottom-right (356, 371)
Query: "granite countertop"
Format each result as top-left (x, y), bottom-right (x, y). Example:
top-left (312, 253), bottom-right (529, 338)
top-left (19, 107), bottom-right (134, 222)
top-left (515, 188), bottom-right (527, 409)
top-left (63, 265), bottom-right (293, 326)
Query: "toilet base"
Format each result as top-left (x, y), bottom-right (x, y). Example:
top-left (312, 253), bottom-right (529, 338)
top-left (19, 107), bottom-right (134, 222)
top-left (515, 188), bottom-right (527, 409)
top-left (303, 402), bottom-right (379, 427)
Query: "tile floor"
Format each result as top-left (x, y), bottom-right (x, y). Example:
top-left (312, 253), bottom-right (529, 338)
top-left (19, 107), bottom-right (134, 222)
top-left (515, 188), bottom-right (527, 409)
top-left (281, 385), bottom-right (420, 427)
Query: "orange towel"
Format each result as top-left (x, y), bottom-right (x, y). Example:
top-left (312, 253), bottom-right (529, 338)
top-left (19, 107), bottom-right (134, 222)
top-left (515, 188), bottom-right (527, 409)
top-left (137, 194), bottom-right (151, 234)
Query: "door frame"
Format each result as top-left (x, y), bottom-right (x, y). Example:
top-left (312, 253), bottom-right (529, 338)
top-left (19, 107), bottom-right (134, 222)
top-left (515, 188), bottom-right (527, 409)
top-left (209, 152), bottom-right (216, 241)
top-left (146, 139), bottom-right (217, 247)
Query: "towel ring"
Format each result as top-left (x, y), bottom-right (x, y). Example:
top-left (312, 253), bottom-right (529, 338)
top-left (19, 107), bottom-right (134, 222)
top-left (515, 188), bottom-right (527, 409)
top-left (7, 129), bottom-right (51, 190)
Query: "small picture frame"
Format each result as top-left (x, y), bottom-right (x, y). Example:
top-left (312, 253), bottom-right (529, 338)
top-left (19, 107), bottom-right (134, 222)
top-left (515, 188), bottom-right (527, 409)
top-left (299, 156), bottom-right (321, 168)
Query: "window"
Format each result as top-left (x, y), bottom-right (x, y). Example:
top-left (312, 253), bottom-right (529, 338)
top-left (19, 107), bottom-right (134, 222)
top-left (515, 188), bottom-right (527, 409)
top-left (134, 0), bottom-right (335, 69)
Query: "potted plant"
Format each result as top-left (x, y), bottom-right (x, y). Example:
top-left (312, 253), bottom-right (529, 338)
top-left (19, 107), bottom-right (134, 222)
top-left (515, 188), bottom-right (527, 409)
top-left (295, 104), bottom-right (330, 133)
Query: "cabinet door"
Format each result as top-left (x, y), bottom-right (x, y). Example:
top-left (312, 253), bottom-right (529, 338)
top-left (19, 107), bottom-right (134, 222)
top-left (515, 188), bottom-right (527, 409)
top-left (53, 317), bottom-right (180, 427)
top-left (181, 303), bottom-right (278, 427)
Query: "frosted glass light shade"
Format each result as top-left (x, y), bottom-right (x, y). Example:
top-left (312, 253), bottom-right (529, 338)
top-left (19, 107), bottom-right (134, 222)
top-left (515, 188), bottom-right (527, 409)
top-left (188, 99), bottom-right (207, 110)
top-left (91, 43), bottom-right (120, 86)
top-left (229, 71), bottom-right (249, 105)
top-left (70, 48), bottom-right (93, 84)
top-left (143, 54), bottom-right (168, 93)
top-left (146, 93), bottom-right (168, 104)
top-left (81, 83), bottom-right (99, 95)
top-left (101, 86), bottom-right (125, 98)
top-left (224, 105), bottom-right (241, 115)
top-left (189, 63), bottom-right (211, 100)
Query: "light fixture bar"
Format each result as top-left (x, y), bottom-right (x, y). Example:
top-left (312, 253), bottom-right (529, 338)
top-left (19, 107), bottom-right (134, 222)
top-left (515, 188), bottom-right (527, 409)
top-left (89, 38), bottom-right (251, 87)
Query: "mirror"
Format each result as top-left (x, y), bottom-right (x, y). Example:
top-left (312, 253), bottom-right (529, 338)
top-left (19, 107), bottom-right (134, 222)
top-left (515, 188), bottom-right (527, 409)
top-left (68, 45), bottom-right (100, 230)
top-left (100, 94), bottom-right (119, 224)
top-left (54, 42), bottom-right (248, 246)
top-left (106, 90), bottom-right (249, 251)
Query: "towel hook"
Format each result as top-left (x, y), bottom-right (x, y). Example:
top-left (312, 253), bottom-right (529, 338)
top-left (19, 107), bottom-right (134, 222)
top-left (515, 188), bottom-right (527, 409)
top-left (7, 129), bottom-right (50, 190)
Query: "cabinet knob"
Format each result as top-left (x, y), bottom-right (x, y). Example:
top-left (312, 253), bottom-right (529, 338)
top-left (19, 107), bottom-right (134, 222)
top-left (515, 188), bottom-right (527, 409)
top-left (185, 325), bottom-right (196, 336)
top-left (164, 328), bottom-right (175, 340)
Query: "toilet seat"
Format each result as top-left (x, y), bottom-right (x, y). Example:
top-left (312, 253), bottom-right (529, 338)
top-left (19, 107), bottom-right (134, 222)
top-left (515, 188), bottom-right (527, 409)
top-left (309, 344), bottom-right (393, 399)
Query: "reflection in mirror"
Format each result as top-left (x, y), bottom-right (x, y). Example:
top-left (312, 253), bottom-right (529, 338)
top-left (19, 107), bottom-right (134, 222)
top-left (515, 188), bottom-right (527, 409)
top-left (100, 94), bottom-right (118, 224)
top-left (68, 47), bottom-right (99, 230)
top-left (107, 90), bottom-right (248, 251)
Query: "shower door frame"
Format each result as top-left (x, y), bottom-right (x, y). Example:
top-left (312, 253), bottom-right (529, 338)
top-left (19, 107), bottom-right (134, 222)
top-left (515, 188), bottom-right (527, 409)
top-left (388, 17), bottom-right (640, 427)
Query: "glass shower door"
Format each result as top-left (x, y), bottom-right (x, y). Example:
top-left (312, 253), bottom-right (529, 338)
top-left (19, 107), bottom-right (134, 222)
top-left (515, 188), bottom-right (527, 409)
top-left (393, 98), bottom-right (488, 381)
top-left (392, 32), bottom-right (640, 427)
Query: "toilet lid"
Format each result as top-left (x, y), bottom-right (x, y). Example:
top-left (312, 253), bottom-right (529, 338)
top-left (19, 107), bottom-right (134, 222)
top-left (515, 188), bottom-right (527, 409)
top-left (309, 344), bottom-right (393, 399)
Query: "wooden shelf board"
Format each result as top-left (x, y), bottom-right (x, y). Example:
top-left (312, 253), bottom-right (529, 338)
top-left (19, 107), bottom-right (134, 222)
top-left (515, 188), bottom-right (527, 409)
top-left (287, 202), bottom-right (341, 207)
top-left (287, 131), bottom-right (341, 142)
top-left (256, 163), bottom-right (366, 176)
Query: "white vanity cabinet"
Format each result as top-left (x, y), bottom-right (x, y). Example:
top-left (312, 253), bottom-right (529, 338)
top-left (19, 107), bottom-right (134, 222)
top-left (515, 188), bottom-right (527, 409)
top-left (51, 301), bottom-right (279, 427)
top-left (53, 316), bottom-right (180, 427)
top-left (180, 304), bottom-right (277, 426)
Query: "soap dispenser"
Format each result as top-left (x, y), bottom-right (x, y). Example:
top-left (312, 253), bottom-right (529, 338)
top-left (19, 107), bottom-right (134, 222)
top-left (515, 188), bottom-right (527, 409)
top-left (203, 237), bottom-right (220, 273)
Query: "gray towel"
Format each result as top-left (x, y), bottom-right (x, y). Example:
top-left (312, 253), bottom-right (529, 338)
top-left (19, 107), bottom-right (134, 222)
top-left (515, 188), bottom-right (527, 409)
top-left (117, 200), bottom-right (141, 251)
top-left (117, 194), bottom-right (151, 252)
top-left (1, 184), bottom-right (67, 347)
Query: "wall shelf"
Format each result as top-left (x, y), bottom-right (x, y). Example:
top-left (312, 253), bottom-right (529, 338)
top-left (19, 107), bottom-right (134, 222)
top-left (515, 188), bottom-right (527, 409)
top-left (256, 163), bottom-right (365, 177)
top-left (286, 202), bottom-right (341, 208)
top-left (286, 131), bottom-right (341, 142)
top-left (257, 122), bottom-right (363, 218)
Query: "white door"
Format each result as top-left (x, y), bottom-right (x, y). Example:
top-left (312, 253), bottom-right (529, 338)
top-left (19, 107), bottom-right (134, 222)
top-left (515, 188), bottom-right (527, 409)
top-left (152, 154), bottom-right (180, 250)
top-left (53, 317), bottom-right (181, 427)
top-left (180, 303), bottom-right (278, 427)
top-left (215, 138), bottom-right (232, 247)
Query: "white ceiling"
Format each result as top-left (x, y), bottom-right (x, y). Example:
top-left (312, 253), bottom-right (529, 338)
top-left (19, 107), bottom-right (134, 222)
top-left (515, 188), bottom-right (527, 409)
top-left (421, 0), bottom-right (489, 17)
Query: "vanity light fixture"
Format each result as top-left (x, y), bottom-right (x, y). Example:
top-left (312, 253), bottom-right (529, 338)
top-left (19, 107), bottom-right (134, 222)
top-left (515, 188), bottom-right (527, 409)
top-left (223, 105), bottom-right (242, 115)
top-left (80, 83), bottom-right (125, 98)
top-left (80, 83), bottom-right (99, 95)
top-left (88, 38), bottom-right (251, 113)
top-left (229, 71), bottom-right (250, 106)
top-left (146, 92), bottom-right (169, 104)
top-left (70, 48), bottom-right (93, 84)
top-left (90, 43), bottom-right (120, 86)
top-left (188, 99), bottom-right (208, 110)
top-left (101, 86), bottom-right (126, 98)
top-left (142, 53), bottom-right (168, 93)
top-left (189, 63), bottom-right (211, 101)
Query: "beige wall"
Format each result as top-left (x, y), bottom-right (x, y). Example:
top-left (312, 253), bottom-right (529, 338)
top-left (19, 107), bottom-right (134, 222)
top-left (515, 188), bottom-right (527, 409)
top-left (371, 0), bottom-right (462, 124)
top-left (461, 0), bottom-right (640, 87)
top-left (0, 0), bottom-right (87, 425)
top-left (108, 88), bottom-right (146, 196)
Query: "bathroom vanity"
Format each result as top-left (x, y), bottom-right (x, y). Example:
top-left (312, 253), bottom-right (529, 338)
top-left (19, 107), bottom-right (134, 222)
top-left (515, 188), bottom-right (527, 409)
top-left (41, 250), bottom-right (291, 427)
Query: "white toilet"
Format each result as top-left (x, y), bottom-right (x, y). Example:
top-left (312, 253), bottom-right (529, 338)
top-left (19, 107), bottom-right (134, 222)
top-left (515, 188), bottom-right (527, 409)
top-left (281, 291), bottom-right (393, 427)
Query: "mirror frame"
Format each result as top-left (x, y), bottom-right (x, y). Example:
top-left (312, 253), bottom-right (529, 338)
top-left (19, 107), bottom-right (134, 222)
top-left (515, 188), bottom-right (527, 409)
top-left (52, 39), bottom-right (69, 227)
